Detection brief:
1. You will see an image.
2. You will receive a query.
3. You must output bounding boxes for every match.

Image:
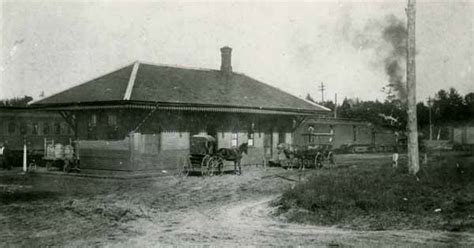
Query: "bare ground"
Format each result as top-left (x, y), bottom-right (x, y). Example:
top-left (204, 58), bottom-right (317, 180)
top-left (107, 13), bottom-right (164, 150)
top-left (1, 157), bottom-right (474, 247)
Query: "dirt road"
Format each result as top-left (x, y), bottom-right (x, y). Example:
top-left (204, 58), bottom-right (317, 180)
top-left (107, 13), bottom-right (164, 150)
top-left (2, 163), bottom-right (474, 247)
top-left (112, 197), bottom-right (474, 247)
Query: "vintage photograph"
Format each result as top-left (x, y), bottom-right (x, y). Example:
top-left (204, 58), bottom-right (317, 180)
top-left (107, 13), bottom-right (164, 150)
top-left (1, 0), bottom-right (473, 246)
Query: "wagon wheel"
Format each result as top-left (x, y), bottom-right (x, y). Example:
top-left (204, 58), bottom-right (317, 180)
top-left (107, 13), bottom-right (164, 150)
top-left (328, 152), bottom-right (336, 166)
top-left (283, 159), bottom-right (291, 170)
top-left (281, 159), bottom-right (289, 170)
top-left (303, 158), bottom-right (310, 169)
top-left (291, 157), bottom-right (299, 170)
top-left (295, 158), bottom-right (303, 170)
top-left (178, 156), bottom-right (191, 177)
top-left (280, 159), bottom-right (286, 169)
top-left (201, 155), bottom-right (212, 176)
top-left (63, 160), bottom-right (71, 172)
top-left (45, 161), bottom-right (52, 171)
top-left (315, 152), bottom-right (323, 169)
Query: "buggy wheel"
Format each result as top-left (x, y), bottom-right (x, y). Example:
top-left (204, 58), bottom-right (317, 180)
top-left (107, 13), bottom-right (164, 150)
top-left (207, 157), bottom-right (216, 176)
top-left (207, 157), bottom-right (224, 176)
top-left (201, 155), bottom-right (211, 176)
top-left (215, 157), bottom-right (224, 175)
top-left (200, 164), bottom-right (208, 176)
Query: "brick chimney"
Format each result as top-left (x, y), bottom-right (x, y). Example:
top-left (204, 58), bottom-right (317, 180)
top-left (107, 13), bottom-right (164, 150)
top-left (220, 46), bottom-right (232, 75)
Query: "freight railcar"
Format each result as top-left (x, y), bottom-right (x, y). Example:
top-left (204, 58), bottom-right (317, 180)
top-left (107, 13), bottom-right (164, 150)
top-left (0, 107), bottom-right (74, 167)
top-left (294, 117), bottom-right (402, 153)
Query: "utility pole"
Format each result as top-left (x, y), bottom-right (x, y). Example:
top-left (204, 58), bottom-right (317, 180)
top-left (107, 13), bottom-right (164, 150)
top-left (334, 93), bottom-right (338, 118)
top-left (406, 0), bottom-right (420, 175)
top-left (319, 82), bottom-right (325, 102)
top-left (428, 97), bottom-right (433, 140)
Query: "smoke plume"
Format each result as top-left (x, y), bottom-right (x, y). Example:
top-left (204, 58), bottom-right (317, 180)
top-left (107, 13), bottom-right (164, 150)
top-left (347, 15), bottom-right (409, 101)
top-left (382, 16), bottom-right (408, 100)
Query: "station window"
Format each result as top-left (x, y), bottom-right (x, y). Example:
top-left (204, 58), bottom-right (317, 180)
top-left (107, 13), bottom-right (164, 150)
top-left (108, 114), bottom-right (117, 126)
top-left (20, 123), bottom-right (27, 135)
top-left (32, 123), bottom-right (38, 135)
top-left (55, 123), bottom-right (61, 135)
top-left (248, 132), bottom-right (254, 147)
top-left (8, 122), bottom-right (15, 134)
top-left (278, 131), bottom-right (286, 144)
top-left (89, 114), bottom-right (97, 127)
top-left (231, 132), bottom-right (238, 147)
top-left (43, 123), bottom-right (50, 135)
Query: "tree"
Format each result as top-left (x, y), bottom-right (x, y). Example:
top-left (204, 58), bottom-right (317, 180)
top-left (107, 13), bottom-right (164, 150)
top-left (416, 102), bottom-right (429, 127)
top-left (319, 101), bottom-right (335, 112)
top-left (447, 88), bottom-right (465, 121)
top-left (416, 102), bottom-right (430, 139)
top-left (339, 98), bottom-right (353, 119)
top-left (432, 88), bottom-right (471, 123)
top-left (465, 93), bottom-right (474, 118)
top-left (306, 93), bottom-right (315, 103)
top-left (0, 96), bottom-right (33, 107)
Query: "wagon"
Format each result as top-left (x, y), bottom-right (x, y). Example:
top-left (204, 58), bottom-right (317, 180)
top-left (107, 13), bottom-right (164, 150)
top-left (43, 138), bottom-right (80, 172)
top-left (180, 135), bottom-right (224, 176)
top-left (293, 143), bottom-right (335, 169)
top-left (276, 143), bottom-right (335, 170)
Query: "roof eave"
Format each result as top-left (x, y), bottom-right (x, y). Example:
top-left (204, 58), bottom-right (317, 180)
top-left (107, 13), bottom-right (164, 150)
top-left (30, 100), bottom-right (327, 115)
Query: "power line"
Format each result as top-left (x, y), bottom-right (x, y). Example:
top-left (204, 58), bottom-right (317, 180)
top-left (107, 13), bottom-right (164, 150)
top-left (318, 82), bottom-right (325, 102)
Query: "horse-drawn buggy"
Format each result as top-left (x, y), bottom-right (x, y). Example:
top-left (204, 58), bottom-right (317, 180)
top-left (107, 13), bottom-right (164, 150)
top-left (276, 143), bottom-right (335, 170)
top-left (180, 134), bottom-right (248, 176)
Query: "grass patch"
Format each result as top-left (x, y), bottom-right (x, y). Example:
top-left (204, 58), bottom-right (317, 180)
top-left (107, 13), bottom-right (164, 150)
top-left (277, 153), bottom-right (474, 231)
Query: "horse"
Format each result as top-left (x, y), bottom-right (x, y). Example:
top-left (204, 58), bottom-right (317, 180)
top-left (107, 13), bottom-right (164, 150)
top-left (217, 143), bottom-right (248, 175)
top-left (277, 143), bottom-right (297, 170)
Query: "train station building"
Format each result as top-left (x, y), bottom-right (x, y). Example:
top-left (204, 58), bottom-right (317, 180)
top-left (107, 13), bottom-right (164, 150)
top-left (31, 47), bottom-right (331, 171)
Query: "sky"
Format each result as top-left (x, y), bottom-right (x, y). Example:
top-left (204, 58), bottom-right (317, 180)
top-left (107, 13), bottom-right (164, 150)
top-left (1, 0), bottom-right (473, 103)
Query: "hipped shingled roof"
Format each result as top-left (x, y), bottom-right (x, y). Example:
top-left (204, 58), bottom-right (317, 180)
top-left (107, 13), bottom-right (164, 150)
top-left (32, 62), bottom-right (330, 114)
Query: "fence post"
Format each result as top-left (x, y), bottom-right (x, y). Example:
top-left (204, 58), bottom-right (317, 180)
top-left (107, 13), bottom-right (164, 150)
top-left (23, 138), bottom-right (27, 172)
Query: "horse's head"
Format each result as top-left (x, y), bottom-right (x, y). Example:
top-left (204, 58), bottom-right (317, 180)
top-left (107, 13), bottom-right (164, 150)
top-left (239, 142), bottom-right (249, 155)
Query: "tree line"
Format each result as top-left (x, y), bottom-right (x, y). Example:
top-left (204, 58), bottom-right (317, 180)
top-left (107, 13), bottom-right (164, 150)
top-left (0, 96), bottom-right (33, 107)
top-left (307, 88), bottom-right (474, 132)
